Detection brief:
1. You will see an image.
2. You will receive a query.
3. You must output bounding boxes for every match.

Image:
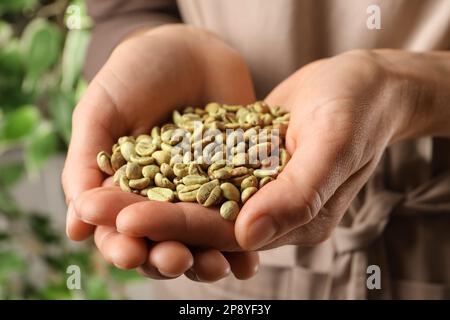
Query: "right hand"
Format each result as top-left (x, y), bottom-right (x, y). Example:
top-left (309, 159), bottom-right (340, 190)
top-left (63, 24), bottom-right (259, 281)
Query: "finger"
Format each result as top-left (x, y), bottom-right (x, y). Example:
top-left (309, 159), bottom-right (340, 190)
top-left (94, 226), bottom-right (147, 269)
top-left (235, 134), bottom-right (357, 250)
top-left (102, 176), bottom-right (115, 187)
top-left (139, 246), bottom-right (232, 282)
top-left (94, 226), bottom-right (116, 264)
top-left (147, 241), bottom-right (194, 278)
top-left (74, 187), bottom-right (146, 226)
top-left (186, 249), bottom-right (231, 282)
top-left (116, 201), bottom-right (239, 251)
top-left (265, 155), bottom-right (380, 248)
top-left (62, 80), bottom-right (127, 203)
top-left (66, 201), bottom-right (95, 241)
top-left (62, 80), bottom-right (127, 241)
top-left (223, 251), bottom-right (260, 280)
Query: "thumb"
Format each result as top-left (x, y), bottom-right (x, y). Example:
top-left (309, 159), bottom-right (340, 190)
top-left (235, 129), bottom-right (355, 250)
top-left (62, 78), bottom-right (125, 241)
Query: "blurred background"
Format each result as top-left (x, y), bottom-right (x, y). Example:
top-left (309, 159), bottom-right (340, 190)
top-left (0, 0), bottom-right (149, 299)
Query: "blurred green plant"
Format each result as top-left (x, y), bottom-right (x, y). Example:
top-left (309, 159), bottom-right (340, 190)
top-left (0, 0), bottom-right (142, 300)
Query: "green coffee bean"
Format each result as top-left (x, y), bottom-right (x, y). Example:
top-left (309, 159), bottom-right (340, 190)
top-left (220, 183), bottom-right (240, 202)
top-left (253, 168), bottom-right (278, 178)
top-left (135, 141), bottom-right (157, 156)
top-left (188, 163), bottom-right (205, 176)
top-left (210, 167), bottom-right (232, 180)
top-left (142, 164), bottom-right (160, 179)
top-left (241, 186), bottom-right (258, 203)
top-left (230, 166), bottom-right (249, 177)
top-left (155, 173), bottom-right (176, 190)
top-left (259, 176), bottom-right (274, 188)
top-left (182, 175), bottom-right (209, 186)
top-left (178, 184), bottom-right (201, 202)
top-left (96, 101), bottom-right (291, 221)
top-left (173, 163), bottom-right (189, 177)
top-left (160, 163), bottom-right (175, 179)
top-left (197, 180), bottom-right (221, 207)
top-left (126, 162), bottom-right (142, 179)
top-left (129, 177), bottom-right (151, 190)
top-left (136, 134), bottom-right (152, 143)
top-left (113, 164), bottom-right (126, 185)
top-left (97, 151), bottom-right (114, 175)
top-left (220, 201), bottom-right (240, 221)
top-left (118, 136), bottom-right (135, 145)
top-left (120, 141), bottom-right (136, 161)
top-left (110, 151), bottom-right (126, 171)
top-left (130, 154), bottom-right (155, 166)
top-left (147, 187), bottom-right (174, 202)
top-left (241, 175), bottom-right (258, 189)
top-left (152, 150), bottom-right (171, 165)
top-left (119, 176), bottom-right (131, 193)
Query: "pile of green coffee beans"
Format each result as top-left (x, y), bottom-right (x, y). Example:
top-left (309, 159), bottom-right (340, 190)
top-left (97, 101), bottom-right (290, 221)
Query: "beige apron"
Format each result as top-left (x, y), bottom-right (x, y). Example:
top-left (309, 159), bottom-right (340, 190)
top-left (85, 0), bottom-right (450, 299)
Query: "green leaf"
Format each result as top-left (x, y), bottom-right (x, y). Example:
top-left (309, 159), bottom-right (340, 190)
top-left (28, 214), bottom-right (61, 243)
top-left (38, 282), bottom-right (73, 300)
top-left (75, 79), bottom-right (88, 102)
top-left (24, 122), bottom-right (60, 172)
top-left (0, 251), bottom-right (26, 282)
top-left (0, 232), bottom-right (9, 241)
top-left (0, 162), bottom-right (25, 187)
top-left (0, 40), bottom-right (30, 108)
top-left (20, 19), bottom-right (62, 90)
top-left (108, 266), bottom-right (142, 283)
top-left (0, 21), bottom-right (13, 48)
top-left (48, 91), bottom-right (75, 145)
top-left (0, 187), bottom-right (21, 218)
top-left (0, 105), bottom-right (40, 143)
top-left (43, 251), bottom-right (93, 279)
top-left (0, 39), bottom-right (24, 74)
top-left (0, 0), bottom-right (37, 15)
top-left (85, 276), bottom-right (109, 300)
top-left (61, 29), bottom-right (90, 92)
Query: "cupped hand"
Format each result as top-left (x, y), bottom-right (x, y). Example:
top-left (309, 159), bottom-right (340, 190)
top-left (63, 24), bottom-right (259, 281)
top-left (110, 49), bottom-right (412, 251)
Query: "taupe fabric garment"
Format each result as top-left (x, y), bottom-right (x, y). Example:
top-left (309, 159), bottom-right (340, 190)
top-left (84, 0), bottom-right (450, 299)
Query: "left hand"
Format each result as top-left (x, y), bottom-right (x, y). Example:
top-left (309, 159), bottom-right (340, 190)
top-left (77, 49), bottom-right (420, 252)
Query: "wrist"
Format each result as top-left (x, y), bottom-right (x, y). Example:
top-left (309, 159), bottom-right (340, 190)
top-left (373, 49), bottom-right (450, 142)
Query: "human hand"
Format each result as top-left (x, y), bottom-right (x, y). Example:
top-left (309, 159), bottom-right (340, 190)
top-left (109, 50), bottom-right (415, 252)
top-left (63, 24), bottom-right (259, 281)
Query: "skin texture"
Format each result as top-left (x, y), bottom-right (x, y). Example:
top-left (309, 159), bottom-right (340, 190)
top-left (65, 23), bottom-right (450, 280)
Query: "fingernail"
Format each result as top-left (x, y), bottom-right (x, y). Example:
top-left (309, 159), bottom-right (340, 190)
top-left (246, 215), bottom-right (277, 250)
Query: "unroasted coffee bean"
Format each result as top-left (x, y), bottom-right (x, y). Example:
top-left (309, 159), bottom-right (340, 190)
top-left (241, 186), bottom-right (258, 203)
top-left (96, 101), bottom-right (291, 221)
top-left (126, 162), bottom-right (142, 179)
top-left (220, 182), bottom-right (240, 202)
top-left (97, 151), bottom-right (114, 175)
top-left (197, 180), bottom-right (221, 207)
top-left (220, 200), bottom-right (239, 221)
top-left (147, 187), bottom-right (174, 202)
